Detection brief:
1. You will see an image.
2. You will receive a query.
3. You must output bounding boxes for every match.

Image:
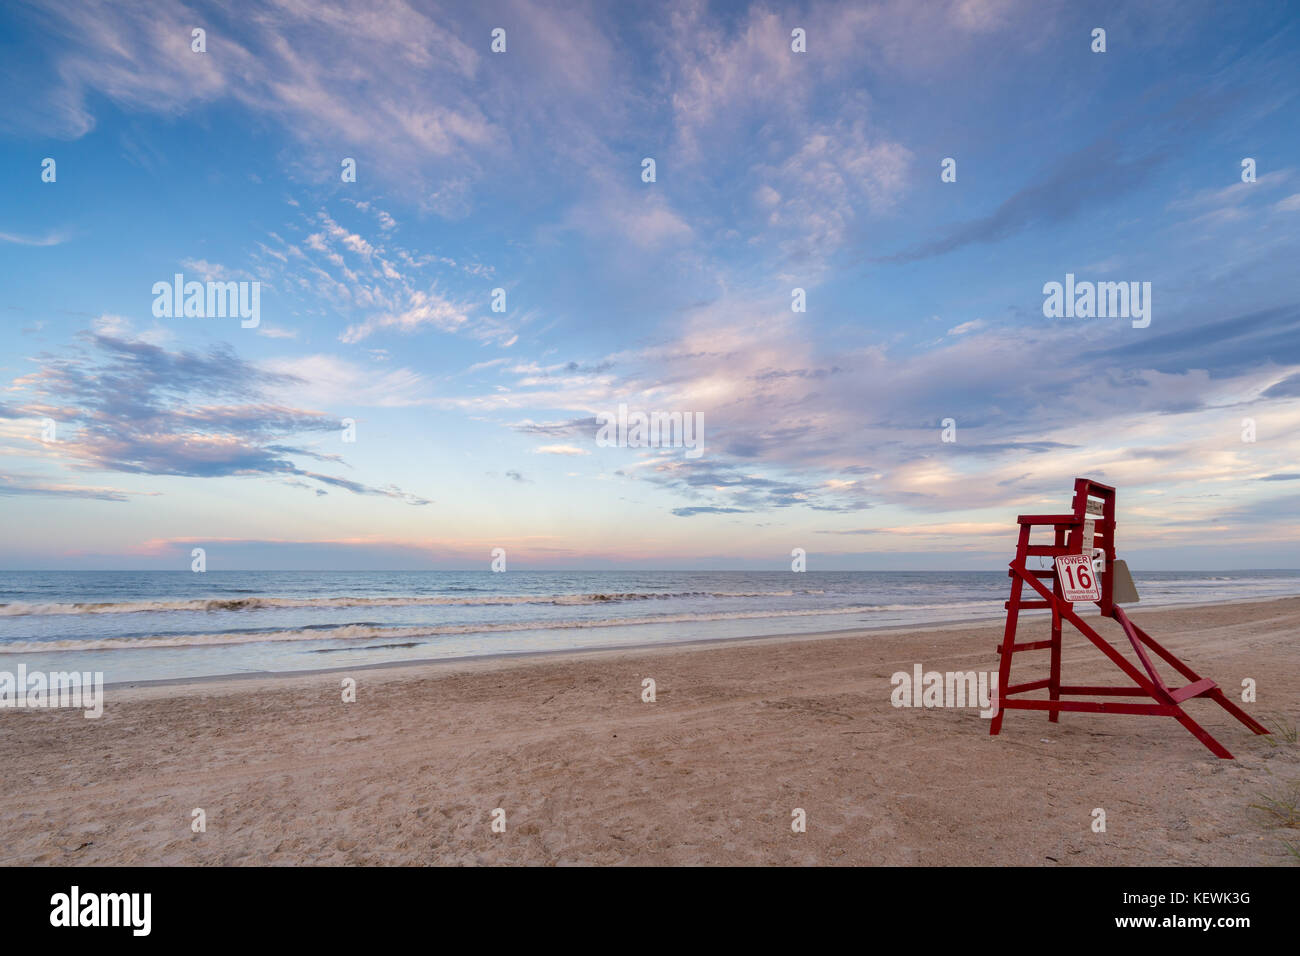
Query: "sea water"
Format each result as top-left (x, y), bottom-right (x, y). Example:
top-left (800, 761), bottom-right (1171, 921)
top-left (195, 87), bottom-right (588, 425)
top-left (1, 569), bottom-right (1297, 682)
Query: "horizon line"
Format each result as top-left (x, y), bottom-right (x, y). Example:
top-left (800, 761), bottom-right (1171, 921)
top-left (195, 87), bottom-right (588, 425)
top-left (3, 567), bottom-right (1299, 574)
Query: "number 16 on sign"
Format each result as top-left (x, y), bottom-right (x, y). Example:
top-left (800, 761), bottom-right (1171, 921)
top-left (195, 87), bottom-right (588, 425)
top-left (1055, 553), bottom-right (1101, 602)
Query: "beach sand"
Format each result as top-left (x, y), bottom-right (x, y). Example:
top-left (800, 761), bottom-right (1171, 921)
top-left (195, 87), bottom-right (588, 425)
top-left (2, 596), bottom-right (1297, 866)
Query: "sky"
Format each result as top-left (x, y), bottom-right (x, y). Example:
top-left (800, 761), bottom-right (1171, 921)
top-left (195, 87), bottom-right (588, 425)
top-left (1, 0), bottom-right (1299, 571)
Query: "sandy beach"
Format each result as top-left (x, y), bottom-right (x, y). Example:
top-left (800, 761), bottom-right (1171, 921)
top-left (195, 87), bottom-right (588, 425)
top-left (2, 596), bottom-right (1297, 866)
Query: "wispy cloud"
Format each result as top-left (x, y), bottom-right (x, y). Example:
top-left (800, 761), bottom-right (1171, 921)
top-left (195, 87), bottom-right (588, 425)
top-left (0, 229), bottom-right (69, 246)
top-left (3, 332), bottom-right (430, 503)
top-left (0, 474), bottom-right (144, 501)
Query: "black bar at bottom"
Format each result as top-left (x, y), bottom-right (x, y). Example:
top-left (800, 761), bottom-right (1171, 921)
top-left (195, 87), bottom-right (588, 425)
top-left (0, 865), bottom-right (1281, 943)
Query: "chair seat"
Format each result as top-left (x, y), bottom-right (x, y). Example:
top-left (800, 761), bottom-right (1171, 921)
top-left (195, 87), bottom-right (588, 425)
top-left (1169, 678), bottom-right (1217, 703)
top-left (1017, 513), bottom-right (1082, 525)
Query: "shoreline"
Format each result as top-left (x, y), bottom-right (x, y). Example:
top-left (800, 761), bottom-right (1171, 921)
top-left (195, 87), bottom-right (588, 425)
top-left (89, 591), bottom-right (1300, 693)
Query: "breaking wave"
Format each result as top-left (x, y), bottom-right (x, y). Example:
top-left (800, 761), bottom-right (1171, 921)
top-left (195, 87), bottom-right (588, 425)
top-left (0, 601), bottom-right (1002, 652)
top-left (0, 590), bottom-right (827, 616)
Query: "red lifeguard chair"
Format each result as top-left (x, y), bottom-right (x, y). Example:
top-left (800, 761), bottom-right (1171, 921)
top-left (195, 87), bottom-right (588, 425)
top-left (990, 477), bottom-right (1268, 758)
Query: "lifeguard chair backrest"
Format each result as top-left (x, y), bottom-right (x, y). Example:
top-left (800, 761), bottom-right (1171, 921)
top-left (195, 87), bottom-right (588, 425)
top-left (1068, 478), bottom-right (1116, 613)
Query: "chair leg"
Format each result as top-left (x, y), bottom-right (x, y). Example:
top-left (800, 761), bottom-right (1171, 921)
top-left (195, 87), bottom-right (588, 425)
top-left (1171, 708), bottom-right (1234, 759)
top-left (990, 570), bottom-right (1023, 737)
top-left (1048, 547), bottom-right (1062, 723)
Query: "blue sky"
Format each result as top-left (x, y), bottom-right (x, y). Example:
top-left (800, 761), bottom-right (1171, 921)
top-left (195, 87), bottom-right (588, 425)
top-left (1, 0), bottom-right (1299, 570)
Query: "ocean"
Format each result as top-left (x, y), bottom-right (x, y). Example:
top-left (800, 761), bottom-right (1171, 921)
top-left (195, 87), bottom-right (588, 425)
top-left (1, 569), bottom-right (1298, 683)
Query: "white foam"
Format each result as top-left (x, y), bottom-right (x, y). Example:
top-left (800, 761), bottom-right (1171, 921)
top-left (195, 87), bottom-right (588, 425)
top-left (0, 601), bottom-right (1007, 652)
top-left (0, 589), bottom-right (824, 617)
